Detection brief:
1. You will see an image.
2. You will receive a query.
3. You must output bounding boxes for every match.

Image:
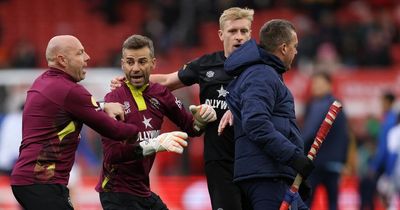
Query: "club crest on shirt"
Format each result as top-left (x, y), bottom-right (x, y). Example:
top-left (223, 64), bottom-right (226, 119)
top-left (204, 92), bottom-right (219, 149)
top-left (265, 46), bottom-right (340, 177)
top-left (123, 101), bottom-right (131, 114)
top-left (175, 97), bottom-right (183, 109)
top-left (149, 98), bottom-right (160, 110)
top-left (206, 71), bottom-right (215, 78)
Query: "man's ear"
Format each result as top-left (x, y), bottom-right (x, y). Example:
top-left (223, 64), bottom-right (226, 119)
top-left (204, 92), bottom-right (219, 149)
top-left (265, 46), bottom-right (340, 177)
top-left (57, 55), bottom-right (67, 67)
top-left (280, 43), bottom-right (287, 56)
top-left (218, 30), bottom-right (224, 41)
top-left (151, 57), bottom-right (156, 69)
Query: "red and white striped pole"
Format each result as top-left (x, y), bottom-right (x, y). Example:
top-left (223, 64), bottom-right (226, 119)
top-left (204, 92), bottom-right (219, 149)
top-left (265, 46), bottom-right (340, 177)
top-left (279, 101), bottom-right (342, 210)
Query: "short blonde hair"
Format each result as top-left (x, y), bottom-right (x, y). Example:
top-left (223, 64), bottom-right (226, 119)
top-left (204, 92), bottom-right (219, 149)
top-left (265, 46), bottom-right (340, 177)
top-left (219, 7), bottom-right (254, 30)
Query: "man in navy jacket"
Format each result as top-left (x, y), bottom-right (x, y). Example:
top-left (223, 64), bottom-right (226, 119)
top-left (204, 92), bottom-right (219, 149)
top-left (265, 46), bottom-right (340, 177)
top-left (225, 19), bottom-right (314, 210)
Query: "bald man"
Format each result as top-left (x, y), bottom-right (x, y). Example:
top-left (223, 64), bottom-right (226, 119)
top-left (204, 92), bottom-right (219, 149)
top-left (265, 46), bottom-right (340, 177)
top-left (10, 35), bottom-right (188, 210)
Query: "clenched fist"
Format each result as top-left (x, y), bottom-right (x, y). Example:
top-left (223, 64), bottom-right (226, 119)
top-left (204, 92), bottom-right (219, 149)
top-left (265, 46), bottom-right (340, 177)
top-left (189, 104), bottom-right (217, 131)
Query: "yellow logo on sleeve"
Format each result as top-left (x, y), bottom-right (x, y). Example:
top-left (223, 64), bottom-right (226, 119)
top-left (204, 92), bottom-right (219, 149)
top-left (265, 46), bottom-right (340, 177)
top-left (91, 96), bottom-right (99, 107)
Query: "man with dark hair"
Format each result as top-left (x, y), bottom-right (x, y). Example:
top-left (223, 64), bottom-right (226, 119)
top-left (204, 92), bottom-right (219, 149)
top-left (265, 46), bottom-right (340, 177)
top-left (96, 34), bottom-right (217, 210)
top-left (224, 19), bottom-right (314, 210)
top-left (302, 72), bottom-right (350, 210)
top-left (371, 91), bottom-right (397, 176)
top-left (367, 91), bottom-right (398, 208)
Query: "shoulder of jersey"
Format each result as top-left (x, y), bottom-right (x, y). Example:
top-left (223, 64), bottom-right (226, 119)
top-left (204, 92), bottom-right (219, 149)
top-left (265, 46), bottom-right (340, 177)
top-left (111, 83), bottom-right (127, 93)
top-left (106, 82), bottom-right (129, 99)
top-left (186, 51), bottom-right (225, 69)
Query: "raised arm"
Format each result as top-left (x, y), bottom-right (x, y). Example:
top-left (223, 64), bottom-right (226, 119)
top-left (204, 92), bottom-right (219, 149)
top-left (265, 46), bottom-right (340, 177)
top-left (65, 86), bottom-right (138, 141)
top-left (103, 131), bottom-right (189, 163)
top-left (150, 71), bottom-right (185, 91)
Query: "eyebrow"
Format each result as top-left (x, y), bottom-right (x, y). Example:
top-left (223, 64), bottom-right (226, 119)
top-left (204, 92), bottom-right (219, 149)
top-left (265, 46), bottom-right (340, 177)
top-left (125, 56), bottom-right (149, 60)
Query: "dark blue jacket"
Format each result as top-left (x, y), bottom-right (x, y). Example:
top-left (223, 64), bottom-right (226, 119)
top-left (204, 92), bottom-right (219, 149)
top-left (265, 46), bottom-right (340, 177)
top-left (225, 39), bottom-right (305, 182)
top-left (371, 109), bottom-right (397, 175)
top-left (302, 94), bottom-right (349, 172)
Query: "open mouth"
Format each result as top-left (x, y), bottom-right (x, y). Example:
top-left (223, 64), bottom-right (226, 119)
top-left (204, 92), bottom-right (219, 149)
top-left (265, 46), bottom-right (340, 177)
top-left (233, 44), bottom-right (242, 48)
top-left (130, 75), bottom-right (144, 84)
top-left (131, 75), bottom-right (142, 79)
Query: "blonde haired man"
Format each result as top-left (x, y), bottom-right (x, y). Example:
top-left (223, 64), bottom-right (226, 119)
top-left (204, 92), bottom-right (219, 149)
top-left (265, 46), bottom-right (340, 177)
top-left (111, 7), bottom-right (254, 210)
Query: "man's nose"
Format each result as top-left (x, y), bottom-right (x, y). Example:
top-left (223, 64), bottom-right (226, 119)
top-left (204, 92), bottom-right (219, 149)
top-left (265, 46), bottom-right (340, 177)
top-left (130, 63), bottom-right (141, 71)
top-left (235, 33), bottom-right (244, 42)
top-left (85, 52), bottom-right (90, 61)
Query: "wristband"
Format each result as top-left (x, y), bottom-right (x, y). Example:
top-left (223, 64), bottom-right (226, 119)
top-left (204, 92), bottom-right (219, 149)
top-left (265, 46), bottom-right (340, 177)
top-left (98, 101), bottom-right (105, 111)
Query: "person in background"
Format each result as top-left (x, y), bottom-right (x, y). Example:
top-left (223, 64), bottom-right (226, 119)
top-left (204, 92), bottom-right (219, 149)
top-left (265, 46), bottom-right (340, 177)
top-left (10, 35), bottom-right (187, 210)
top-left (358, 115), bottom-right (380, 210)
top-left (110, 7), bottom-right (254, 210)
top-left (224, 19), bottom-right (314, 210)
top-left (379, 112), bottom-right (400, 209)
top-left (0, 104), bottom-right (22, 175)
top-left (369, 91), bottom-right (398, 209)
top-left (10, 39), bottom-right (37, 68)
top-left (370, 91), bottom-right (398, 175)
top-left (301, 72), bottom-right (349, 210)
top-left (95, 34), bottom-right (217, 210)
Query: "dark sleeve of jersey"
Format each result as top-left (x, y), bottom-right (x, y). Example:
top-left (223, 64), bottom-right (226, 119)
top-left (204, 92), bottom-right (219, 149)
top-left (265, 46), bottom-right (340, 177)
top-left (102, 137), bottom-right (143, 163)
top-left (64, 86), bottom-right (138, 141)
top-left (177, 60), bottom-right (200, 86)
top-left (161, 88), bottom-right (200, 137)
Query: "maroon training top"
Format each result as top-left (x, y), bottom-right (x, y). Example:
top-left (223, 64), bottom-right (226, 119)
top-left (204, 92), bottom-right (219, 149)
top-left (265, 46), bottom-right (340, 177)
top-left (95, 82), bottom-right (198, 197)
top-left (11, 68), bottom-right (139, 186)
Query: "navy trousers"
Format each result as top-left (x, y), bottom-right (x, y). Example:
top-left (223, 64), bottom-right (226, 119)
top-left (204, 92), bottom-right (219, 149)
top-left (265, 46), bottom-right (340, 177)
top-left (237, 178), bottom-right (309, 210)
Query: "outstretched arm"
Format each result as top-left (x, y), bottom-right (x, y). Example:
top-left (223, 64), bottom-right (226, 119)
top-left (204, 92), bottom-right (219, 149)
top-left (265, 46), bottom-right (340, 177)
top-left (150, 71), bottom-right (185, 91)
top-left (102, 102), bottom-right (125, 121)
top-left (103, 131), bottom-right (189, 163)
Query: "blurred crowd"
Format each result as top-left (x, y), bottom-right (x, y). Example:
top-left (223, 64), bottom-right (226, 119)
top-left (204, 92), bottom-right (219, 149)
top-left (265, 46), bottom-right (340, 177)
top-left (0, 0), bottom-right (399, 69)
top-left (92, 0), bottom-right (400, 70)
